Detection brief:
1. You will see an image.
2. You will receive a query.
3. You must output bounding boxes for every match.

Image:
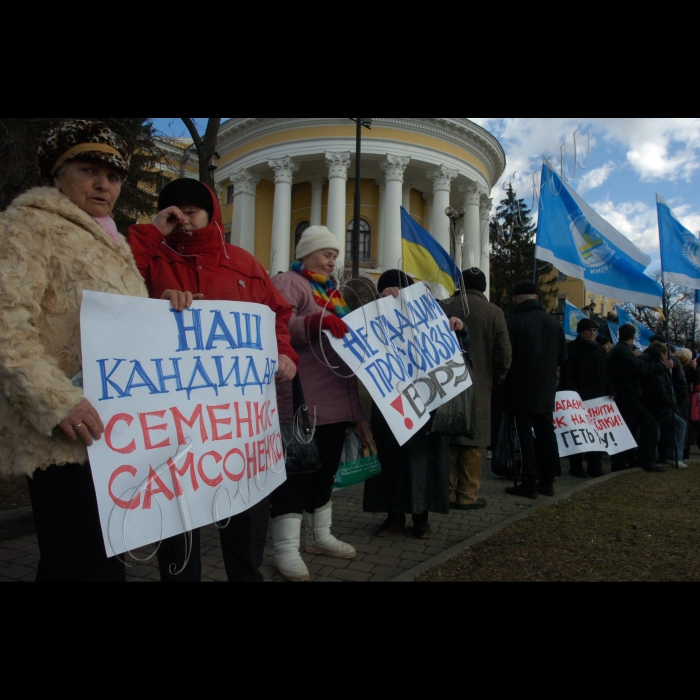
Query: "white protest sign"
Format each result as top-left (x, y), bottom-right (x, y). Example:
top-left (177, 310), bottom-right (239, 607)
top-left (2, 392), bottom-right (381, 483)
top-left (585, 396), bottom-right (638, 455)
top-left (554, 391), bottom-right (637, 457)
top-left (326, 285), bottom-right (472, 446)
top-left (81, 292), bottom-right (286, 558)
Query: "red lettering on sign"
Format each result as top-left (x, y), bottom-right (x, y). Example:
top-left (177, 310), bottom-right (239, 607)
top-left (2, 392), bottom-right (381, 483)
top-left (223, 449), bottom-right (245, 482)
top-left (108, 465), bottom-right (141, 510)
top-left (235, 402), bottom-right (254, 438)
top-left (198, 451), bottom-right (224, 488)
top-left (207, 404), bottom-right (233, 441)
top-left (554, 416), bottom-right (568, 429)
top-left (143, 467), bottom-right (175, 510)
top-left (105, 414), bottom-right (136, 455)
top-left (168, 453), bottom-right (198, 497)
top-left (138, 411), bottom-right (172, 451)
top-left (170, 405), bottom-right (208, 445)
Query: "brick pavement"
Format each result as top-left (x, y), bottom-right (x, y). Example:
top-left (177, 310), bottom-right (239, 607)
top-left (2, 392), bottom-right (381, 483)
top-left (0, 453), bottom-right (616, 583)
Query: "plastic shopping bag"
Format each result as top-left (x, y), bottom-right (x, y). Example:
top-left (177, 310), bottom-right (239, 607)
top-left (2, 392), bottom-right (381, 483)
top-left (333, 421), bottom-right (382, 490)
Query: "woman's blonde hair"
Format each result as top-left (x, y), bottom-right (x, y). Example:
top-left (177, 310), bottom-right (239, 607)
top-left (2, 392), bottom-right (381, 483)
top-left (675, 348), bottom-right (693, 366)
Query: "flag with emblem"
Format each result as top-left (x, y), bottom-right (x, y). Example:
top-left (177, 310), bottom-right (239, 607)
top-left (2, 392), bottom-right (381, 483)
top-left (537, 164), bottom-right (663, 308)
top-left (657, 196), bottom-right (700, 289)
top-left (563, 301), bottom-right (587, 341)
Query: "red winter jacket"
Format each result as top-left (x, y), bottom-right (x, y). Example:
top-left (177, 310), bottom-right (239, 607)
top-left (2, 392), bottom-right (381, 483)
top-left (127, 184), bottom-right (298, 367)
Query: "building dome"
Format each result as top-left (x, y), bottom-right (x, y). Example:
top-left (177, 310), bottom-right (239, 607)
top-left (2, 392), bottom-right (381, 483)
top-left (214, 118), bottom-right (506, 285)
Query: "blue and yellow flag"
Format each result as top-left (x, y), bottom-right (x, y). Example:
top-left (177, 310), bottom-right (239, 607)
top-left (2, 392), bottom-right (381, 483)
top-left (563, 301), bottom-right (587, 341)
top-left (401, 207), bottom-right (462, 296)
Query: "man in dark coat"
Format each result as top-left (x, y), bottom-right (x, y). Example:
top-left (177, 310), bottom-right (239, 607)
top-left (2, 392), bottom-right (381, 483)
top-left (607, 325), bottom-right (672, 473)
top-left (439, 269), bottom-right (512, 510)
top-left (560, 318), bottom-right (608, 479)
top-left (502, 283), bottom-right (568, 500)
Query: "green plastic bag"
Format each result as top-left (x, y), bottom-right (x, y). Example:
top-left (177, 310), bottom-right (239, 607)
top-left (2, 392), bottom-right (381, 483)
top-left (333, 421), bottom-right (382, 490)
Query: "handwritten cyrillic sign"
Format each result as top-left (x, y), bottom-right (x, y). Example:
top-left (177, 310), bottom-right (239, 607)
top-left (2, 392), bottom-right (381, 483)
top-left (81, 292), bottom-right (285, 558)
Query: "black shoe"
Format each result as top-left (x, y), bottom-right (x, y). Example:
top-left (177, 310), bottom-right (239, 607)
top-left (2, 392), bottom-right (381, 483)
top-left (538, 481), bottom-right (555, 497)
top-left (449, 502), bottom-right (458, 510)
top-left (375, 513), bottom-right (406, 537)
top-left (505, 482), bottom-right (538, 500)
top-left (455, 498), bottom-right (488, 511)
top-left (643, 463), bottom-right (666, 473)
top-left (569, 467), bottom-right (589, 479)
top-left (611, 463), bottom-right (631, 473)
top-left (412, 513), bottom-right (432, 540)
top-left (587, 468), bottom-right (605, 479)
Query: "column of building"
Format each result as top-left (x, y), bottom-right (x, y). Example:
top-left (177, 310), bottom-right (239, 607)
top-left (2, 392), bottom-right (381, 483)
top-left (430, 165), bottom-right (458, 254)
top-left (325, 152), bottom-right (351, 269)
top-left (269, 156), bottom-right (298, 274)
top-left (309, 176), bottom-right (326, 227)
top-left (380, 155), bottom-right (411, 271)
top-left (480, 196), bottom-right (493, 298)
top-left (461, 183), bottom-right (484, 271)
top-left (230, 168), bottom-right (260, 254)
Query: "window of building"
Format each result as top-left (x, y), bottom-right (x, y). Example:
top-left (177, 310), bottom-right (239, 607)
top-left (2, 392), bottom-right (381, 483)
top-left (346, 219), bottom-right (372, 263)
top-left (294, 221), bottom-right (311, 254)
top-left (558, 270), bottom-right (568, 282)
top-left (226, 184), bottom-right (234, 205)
top-left (557, 296), bottom-right (568, 314)
top-left (156, 174), bottom-right (172, 195)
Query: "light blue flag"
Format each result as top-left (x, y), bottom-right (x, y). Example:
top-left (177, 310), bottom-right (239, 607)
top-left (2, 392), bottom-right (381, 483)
top-left (696, 289), bottom-right (700, 316)
top-left (607, 322), bottom-right (620, 345)
top-left (537, 164), bottom-right (663, 308)
top-left (563, 301), bottom-right (587, 341)
top-left (615, 306), bottom-right (654, 350)
top-left (657, 196), bottom-right (700, 289)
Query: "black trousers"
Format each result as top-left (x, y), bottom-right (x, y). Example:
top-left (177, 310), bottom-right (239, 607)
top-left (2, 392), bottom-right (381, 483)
top-left (156, 498), bottom-right (270, 583)
top-left (569, 452), bottom-right (603, 472)
top-left (270, 423), bottom-right (350, 519)
top-left (27, 463), bottom-right (125, 583)
top-left (613, 398), bottom-right (658, 468)
top-left (513, 412), bottom-right (562, 484)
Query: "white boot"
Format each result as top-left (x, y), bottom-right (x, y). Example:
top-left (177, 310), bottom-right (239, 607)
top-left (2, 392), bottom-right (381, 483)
top-left (304, 501), bottom-right (357, 559)
top-left (272, 515), bottom-right (310, 582)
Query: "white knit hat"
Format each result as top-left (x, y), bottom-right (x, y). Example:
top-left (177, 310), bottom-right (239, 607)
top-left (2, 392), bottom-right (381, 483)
top-left (295, 226), bottom-right (340, 260)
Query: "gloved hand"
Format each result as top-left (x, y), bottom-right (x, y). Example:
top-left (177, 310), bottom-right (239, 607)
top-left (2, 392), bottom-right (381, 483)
top-left (305, 313), bottom-right (349, 339)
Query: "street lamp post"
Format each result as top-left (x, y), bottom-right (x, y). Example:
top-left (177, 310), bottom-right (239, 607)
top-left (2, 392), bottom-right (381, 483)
top-left (445, 207), bottom-right (465, 263)
top-left (349, 118), bottom-right (373, 279)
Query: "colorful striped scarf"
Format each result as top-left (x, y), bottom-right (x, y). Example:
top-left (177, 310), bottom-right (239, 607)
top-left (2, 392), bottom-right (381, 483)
top-left (290, 261), bottom-right (351, 318)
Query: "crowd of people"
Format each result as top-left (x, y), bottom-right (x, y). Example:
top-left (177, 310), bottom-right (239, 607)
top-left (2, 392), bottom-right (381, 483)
top-left (0, 119), bottom-right (694, 584)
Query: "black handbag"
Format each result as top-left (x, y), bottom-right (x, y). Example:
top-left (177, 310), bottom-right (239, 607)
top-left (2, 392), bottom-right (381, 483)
top-left (280, 375), bottom-right (323, 475)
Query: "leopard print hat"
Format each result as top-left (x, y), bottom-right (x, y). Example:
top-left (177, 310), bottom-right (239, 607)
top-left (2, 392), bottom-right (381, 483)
top-left (38, 119), bottom-right (132, 180)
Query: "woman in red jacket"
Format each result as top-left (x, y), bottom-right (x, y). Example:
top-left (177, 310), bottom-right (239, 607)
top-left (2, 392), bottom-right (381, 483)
top-left (129, 179), bottom-right (298, 583)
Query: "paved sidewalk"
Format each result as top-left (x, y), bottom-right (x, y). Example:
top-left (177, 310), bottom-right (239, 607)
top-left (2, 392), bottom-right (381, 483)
top-left (0, 456), bottom-right (608, 583)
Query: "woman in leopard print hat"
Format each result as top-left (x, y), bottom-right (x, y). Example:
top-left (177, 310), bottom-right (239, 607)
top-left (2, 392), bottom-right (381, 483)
top-left (0, 119), bottom-right (184, 582)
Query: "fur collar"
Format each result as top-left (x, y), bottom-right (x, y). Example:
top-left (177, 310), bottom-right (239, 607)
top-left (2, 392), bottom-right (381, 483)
top-left (9, 187), bottom-right (129, 257)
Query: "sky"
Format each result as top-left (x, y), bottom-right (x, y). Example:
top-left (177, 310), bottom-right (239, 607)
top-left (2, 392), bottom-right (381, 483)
top-left (151, 118), bottom-right (700, 271)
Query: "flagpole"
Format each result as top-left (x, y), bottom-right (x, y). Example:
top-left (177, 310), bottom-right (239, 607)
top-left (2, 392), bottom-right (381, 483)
top-left (657, 195), bottom-right (680, 469)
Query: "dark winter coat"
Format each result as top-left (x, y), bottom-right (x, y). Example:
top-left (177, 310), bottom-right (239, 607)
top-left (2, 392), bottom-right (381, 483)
top-left (439, 290), bottom-right (512, 446)
top-left (363, 409), bottom-right (450, 516)
top-left (560, 335), bottom-right (608, 401)
top-left (639, 354), bottom-right (674, 418)
top-left (641, 349), bottom-right (687, 406)
top-left (607, 342), bottom-right (665, 404)
top-left (501, 300), bottom-right (567, 415)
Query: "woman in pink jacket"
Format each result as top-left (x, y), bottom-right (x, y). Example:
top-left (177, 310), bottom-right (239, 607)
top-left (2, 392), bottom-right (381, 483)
top-left (271, 227), bottom-right (363, 581)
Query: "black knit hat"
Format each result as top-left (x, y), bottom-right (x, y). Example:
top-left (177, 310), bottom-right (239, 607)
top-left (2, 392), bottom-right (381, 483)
top-left (378, 270), bottom-right (414, 294)
top-left (462, 268), bottom-right (487, 293)
top-left (596, 335), bottom-right (612, 346)
top-left (513, 282), bottom-right (540, 296)
top-left (158, 179), bottom-right (214, 222)
top-left (577, 318), bottom-right (599, 333)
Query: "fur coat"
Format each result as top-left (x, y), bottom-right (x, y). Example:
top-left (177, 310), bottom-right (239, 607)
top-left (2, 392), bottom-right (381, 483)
top-left (0, 187), bottom-right (148, 477)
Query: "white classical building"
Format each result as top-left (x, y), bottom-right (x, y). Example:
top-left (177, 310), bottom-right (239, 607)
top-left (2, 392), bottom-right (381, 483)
top-left (211, 118), bottom-right (506, 290)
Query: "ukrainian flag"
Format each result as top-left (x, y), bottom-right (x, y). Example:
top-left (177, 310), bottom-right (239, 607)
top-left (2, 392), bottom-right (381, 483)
top-left (401, 207), bottom-right (462, 297)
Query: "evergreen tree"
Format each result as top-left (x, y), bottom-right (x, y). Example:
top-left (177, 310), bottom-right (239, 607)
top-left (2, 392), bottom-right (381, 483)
top-left (0, 118), bottom-right (160, 232)
top-left (489, 184), bottom-right (557, 316)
